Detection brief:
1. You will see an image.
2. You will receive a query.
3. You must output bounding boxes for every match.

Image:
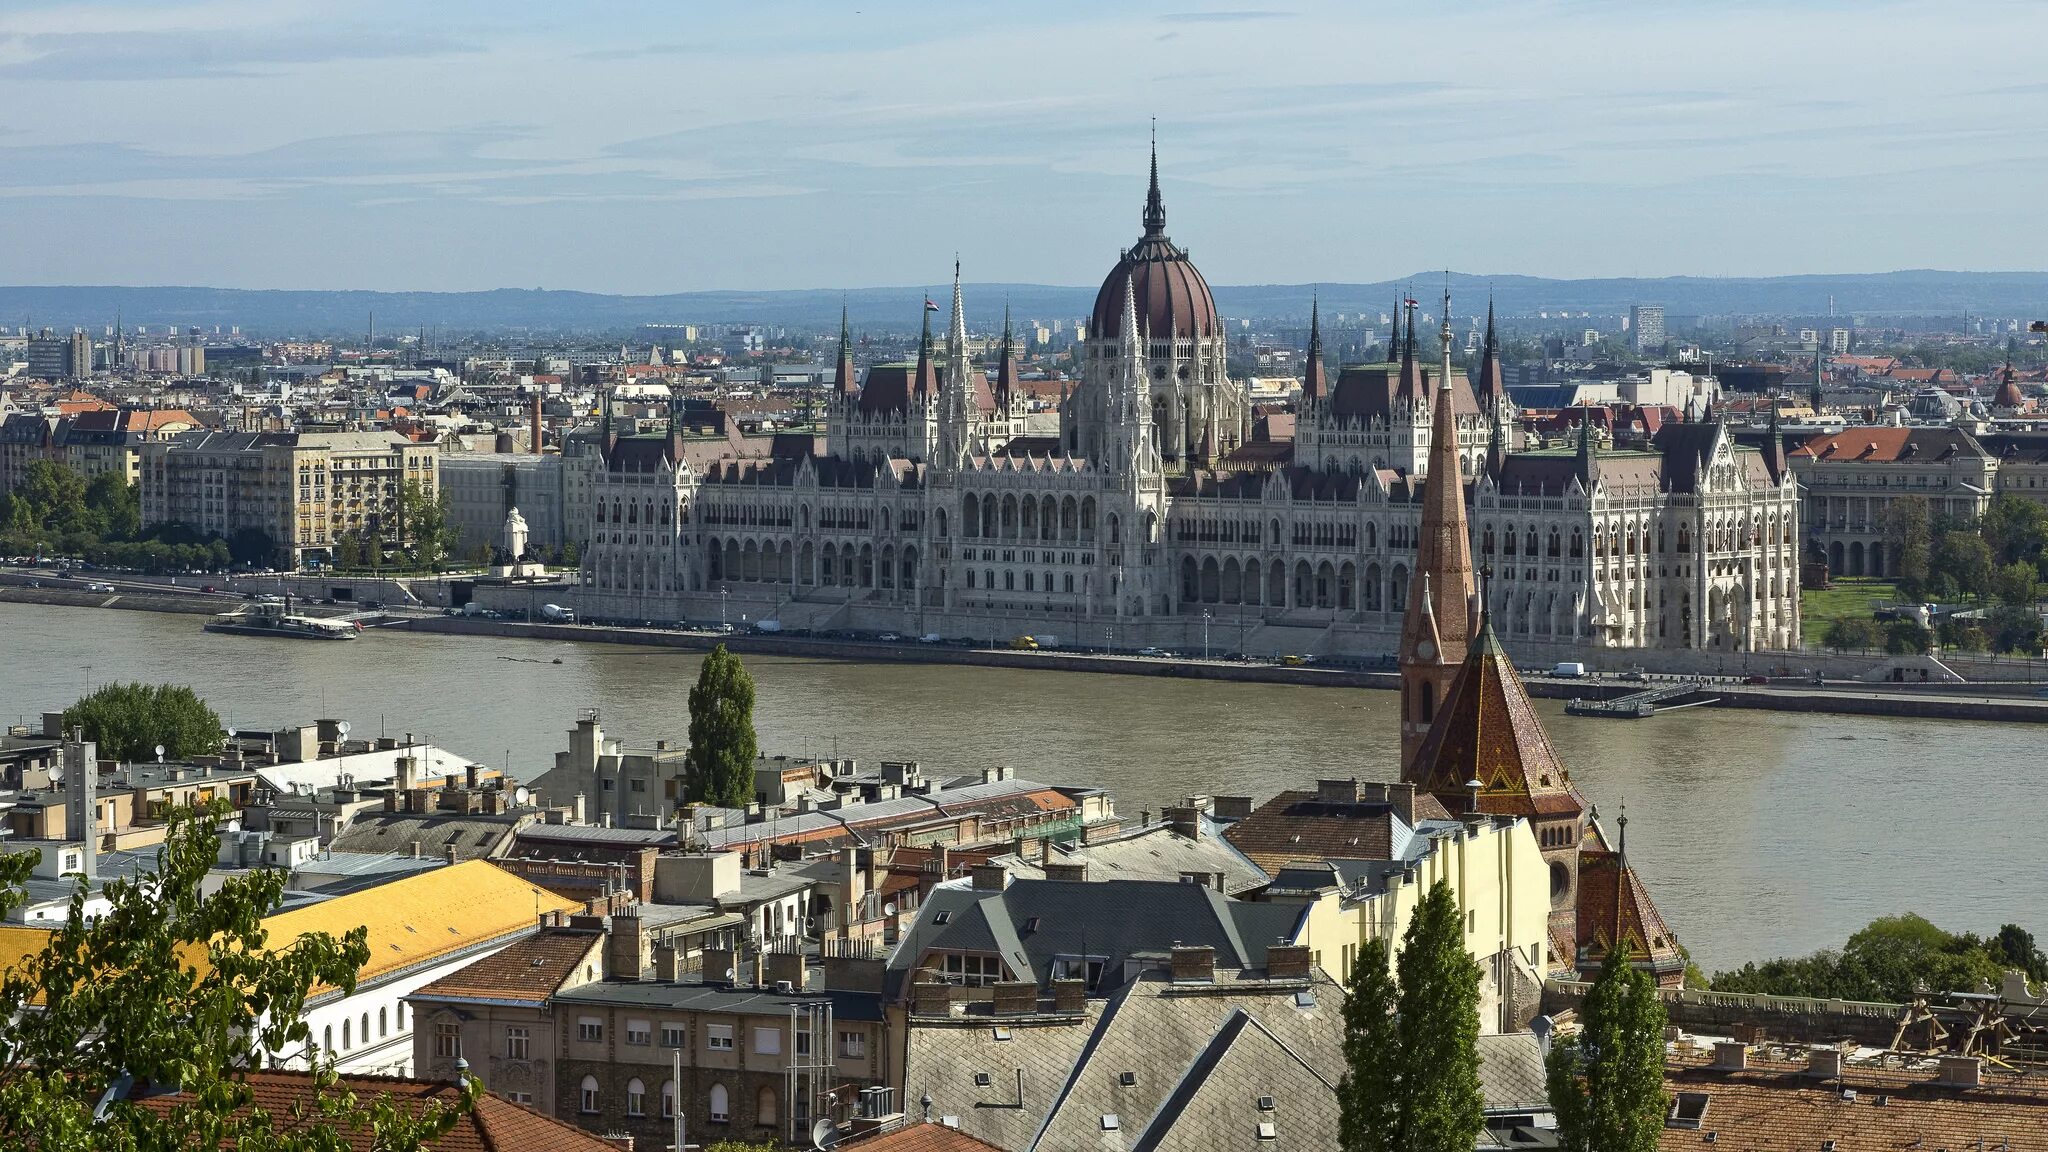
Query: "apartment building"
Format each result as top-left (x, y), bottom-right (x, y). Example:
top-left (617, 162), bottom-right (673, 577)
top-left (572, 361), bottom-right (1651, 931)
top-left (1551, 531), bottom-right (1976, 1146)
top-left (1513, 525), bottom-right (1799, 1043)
top-left (140, 429), bottom-right (439, 567)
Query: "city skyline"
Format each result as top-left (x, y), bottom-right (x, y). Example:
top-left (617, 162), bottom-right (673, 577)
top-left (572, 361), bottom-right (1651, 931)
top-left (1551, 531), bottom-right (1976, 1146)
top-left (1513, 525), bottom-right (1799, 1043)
top-left (5, 0), bottom-right (2048, 294)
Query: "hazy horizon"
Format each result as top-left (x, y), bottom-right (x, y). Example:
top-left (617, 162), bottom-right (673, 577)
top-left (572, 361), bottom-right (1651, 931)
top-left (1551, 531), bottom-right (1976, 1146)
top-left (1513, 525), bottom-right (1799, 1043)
top-left (7, 1), bottom-right (2048, 294)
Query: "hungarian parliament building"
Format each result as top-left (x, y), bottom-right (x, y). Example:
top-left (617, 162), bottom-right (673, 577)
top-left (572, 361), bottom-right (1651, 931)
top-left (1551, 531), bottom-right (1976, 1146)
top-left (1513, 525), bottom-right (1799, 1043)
top-left (577, 155), bottom-right (1801, 656)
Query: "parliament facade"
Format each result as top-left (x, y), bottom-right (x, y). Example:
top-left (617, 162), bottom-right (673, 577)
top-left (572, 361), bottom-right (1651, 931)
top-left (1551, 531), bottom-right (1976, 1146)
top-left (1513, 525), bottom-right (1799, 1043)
top-left (577, 152), bottom-right (1800, 655)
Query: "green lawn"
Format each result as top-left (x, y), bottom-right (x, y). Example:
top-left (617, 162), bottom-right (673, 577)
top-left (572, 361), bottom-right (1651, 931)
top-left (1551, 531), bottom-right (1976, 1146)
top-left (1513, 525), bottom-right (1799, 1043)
top-left (1802, 578), bottom-right (1900, 623)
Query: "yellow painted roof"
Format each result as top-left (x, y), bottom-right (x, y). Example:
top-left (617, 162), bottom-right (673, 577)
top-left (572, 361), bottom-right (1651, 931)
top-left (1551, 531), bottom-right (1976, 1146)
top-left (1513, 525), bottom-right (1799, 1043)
top-left (265, 860), bottom-right (579, 995)
top-left (0, 861), bottom-right (578, 1000)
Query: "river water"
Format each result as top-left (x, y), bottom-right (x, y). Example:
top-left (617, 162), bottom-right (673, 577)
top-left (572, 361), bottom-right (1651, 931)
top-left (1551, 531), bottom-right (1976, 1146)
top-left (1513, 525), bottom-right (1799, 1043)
top-left (1, 601), bottom-right (2037, 972)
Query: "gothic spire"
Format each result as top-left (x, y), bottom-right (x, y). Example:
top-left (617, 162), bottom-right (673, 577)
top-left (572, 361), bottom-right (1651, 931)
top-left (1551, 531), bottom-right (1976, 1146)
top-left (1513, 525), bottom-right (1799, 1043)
top-left (913, 291), bottom-right (937, 400)
top-left (1143, 119), bottom-right (1166, 238)
top-left (996, 303), bottom-right (1019, 410)
top-left (834, 303), bottom-right (856, 396)
top-left (1389, 293), bottom-right (1403, 363)
top-left (1396, 294), bottom-right (1424, 402)
top-left (1476, 295), bottom-right (1501, 408)
top-left (1302, 291), bottom-right (1326, 403)
top-left (1576, 410), bottom-right (1600, 490)
top-left (1399, 288), bottom-right (1476, 773)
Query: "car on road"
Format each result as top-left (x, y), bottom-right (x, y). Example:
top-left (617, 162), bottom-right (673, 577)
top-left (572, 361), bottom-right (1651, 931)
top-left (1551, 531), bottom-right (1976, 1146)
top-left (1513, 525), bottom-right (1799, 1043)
top-left (1743, 674), bottom-right (1770, 685)
top-left (84, 581), bottom-right (115, 593)
top-left (1137, 646), bottom-right (1166, 657)
top-left (878, 632), bottom-right (902, 642)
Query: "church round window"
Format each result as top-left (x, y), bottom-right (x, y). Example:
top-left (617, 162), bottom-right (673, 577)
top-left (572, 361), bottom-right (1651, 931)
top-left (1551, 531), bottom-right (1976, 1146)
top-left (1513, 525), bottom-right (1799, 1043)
top-left (1153, 365), bottom-right (1167, 380)
top-left (1549, 861), bottom-right (1570, 902)
top-left (1178, 366), bottom-right (1191, 380)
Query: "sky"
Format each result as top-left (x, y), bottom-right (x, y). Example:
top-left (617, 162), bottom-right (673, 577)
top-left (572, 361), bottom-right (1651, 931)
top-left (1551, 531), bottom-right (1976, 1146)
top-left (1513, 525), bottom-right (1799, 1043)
top-left (4, 0), bottom-right (2047, 293)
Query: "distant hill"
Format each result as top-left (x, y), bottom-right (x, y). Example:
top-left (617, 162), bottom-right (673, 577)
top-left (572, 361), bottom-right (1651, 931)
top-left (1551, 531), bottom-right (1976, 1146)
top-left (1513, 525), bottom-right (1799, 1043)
top-left (3, 271), bottom-right (2045, 338)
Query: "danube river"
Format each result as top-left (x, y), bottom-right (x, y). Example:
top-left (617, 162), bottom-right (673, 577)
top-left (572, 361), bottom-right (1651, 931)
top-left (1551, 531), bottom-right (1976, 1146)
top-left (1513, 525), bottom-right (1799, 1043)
top-left (2, 601), bottom-right (2037, 972)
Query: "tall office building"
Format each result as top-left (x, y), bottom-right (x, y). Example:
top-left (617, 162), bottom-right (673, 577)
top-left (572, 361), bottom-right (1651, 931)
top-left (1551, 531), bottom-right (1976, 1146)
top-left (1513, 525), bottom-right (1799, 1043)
top-left (1629, 304), bottom-right (1666, 353)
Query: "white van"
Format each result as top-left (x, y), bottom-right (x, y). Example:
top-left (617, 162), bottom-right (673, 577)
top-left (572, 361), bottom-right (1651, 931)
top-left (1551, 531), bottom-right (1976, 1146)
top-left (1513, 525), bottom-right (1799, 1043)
top-left (1551, 662), bottom-right (1588, 678)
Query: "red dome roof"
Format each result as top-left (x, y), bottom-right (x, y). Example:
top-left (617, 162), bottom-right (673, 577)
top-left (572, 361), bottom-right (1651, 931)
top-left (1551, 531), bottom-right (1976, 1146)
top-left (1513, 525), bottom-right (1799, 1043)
top-left (1089, 151), bottom-right (1219, 342)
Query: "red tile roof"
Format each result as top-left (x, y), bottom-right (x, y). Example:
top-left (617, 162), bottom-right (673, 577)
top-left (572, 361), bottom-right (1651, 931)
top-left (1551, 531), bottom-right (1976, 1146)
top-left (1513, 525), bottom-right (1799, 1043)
top-left (850, 1120), bottom-right (1007, 1151)
top-left (1658, 1053), bottom-right (2048, 1151)
top-left (133, 1070), bottom-right (624, 1152)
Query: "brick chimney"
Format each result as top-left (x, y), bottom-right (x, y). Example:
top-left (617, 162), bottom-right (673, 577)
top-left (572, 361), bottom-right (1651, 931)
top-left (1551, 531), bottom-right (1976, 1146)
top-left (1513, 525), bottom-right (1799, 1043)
top-left (1937, 1055), bottom-right (1982, 1088)
top-left (1387, 782), bottom-right (1417, 825)
top-left (992, 981), bottom-right (1037, 1016)
top-left (970, 864), bottom-right (1009, 892)
top-left (1170, 944), bottom-right (1215, 984)
top-left (1044, 861), bottom-right (1089, 883)
top-left (1265, 944), bottom-right (1311, 980)
top-left (1162, 806), bottom-right (1202, 841)
top-left (1316, 779), bottom-right (1361, 804)
top-left (1052, 979), bottom-right (1087, 1013)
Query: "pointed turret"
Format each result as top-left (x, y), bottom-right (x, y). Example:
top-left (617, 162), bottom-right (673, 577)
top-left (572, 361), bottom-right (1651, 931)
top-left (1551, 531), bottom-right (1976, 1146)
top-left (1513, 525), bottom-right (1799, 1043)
top-left (939, 261), bottom-right (980, 466)
top-left (1398, 291), bottom-right (1477, 772)
top-left (912, 296), bottom-right (937, 400)
top-left (1475, 297), bottom-right (1502, 411)
top-left (1395, 296), bottom-right (1424, 402)
top-left (1485, 405), bottom-right (1508, 483)
top-left (1576, 804), bottom-right (1686, 986)
top-left (996, 304), bottom-right (1019, 412)
top-left (1575, 412), bottom-right (1600, 491)
top-left (1760, 402), bottom-right (1788, 484)
top-left (1143, 123), bottom-right (1166, 239)
top-left (834, 305), bottom-right (857, 397)
top-left (1995, 340), bottom-right (2029, 410)
top-left (1388, 294), bottom-right (1403, 363)
top-left (1301, 293), bottom-right (1327, 404)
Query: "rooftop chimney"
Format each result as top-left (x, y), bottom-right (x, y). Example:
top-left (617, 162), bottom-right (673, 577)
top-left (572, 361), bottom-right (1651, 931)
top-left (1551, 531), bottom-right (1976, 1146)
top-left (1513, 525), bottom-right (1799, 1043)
top-left (1937, 1055), bottom-right (1982, 1088)
top-left (1170, 944), bottom-right (1215, 984)
top-left (1316, 779), bottom-right (1361, 805)
top-left (1805, 1046), bottom-right (1844, 1079)
top-left (971, 864), bottom-right (1010, 892)
top-left (1712, 1042), bottom-right (1749, 1072)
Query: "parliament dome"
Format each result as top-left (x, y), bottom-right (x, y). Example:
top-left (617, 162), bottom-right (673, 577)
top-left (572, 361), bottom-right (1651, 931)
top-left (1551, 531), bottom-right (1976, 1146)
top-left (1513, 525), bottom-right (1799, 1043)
top-left (1089, 147), bottom-right (1220, 342)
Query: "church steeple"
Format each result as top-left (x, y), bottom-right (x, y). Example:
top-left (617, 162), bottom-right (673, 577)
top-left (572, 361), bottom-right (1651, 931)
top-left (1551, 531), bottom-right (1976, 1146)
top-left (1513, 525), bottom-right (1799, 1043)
top-left (1398, 289), bottom-right (1477, 773)
top-left (1388, 294), bottom-right (1403, 363)
top-left (939, 260), bottom-right (979, 466)
top-left (1302, 292), bottom-right (1326, 404)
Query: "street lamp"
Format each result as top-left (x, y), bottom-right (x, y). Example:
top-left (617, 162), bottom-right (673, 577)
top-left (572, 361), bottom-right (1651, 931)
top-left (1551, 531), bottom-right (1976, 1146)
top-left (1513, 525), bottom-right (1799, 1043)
top-left (1202, 610), bottom-right (1212, 661)
top-left (719, 587), bottom-right (729, 631)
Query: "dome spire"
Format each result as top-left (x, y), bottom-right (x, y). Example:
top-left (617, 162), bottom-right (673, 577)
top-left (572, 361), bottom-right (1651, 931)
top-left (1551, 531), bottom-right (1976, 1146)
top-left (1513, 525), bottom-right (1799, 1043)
top-left (1143, 119), bottom-right (1166, 238)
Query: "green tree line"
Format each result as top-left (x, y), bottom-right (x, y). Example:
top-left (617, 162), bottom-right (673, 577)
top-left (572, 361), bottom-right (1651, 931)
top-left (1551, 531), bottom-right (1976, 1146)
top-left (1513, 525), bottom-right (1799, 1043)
top-left (1711, 914), bottom-right (2047, 1002)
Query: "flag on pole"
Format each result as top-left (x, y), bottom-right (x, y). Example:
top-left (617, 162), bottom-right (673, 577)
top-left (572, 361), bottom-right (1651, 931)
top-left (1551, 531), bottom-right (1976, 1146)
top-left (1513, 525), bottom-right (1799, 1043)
top-left (925, 298), bottom-right (940, 312)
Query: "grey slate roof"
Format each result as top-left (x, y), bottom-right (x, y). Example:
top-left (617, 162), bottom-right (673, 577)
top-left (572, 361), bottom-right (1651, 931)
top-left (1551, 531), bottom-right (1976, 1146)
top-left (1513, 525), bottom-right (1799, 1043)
top-left (890, 878), bottom-right (1306, 996)
top-left (903, 970), bottom-right (1345, 1152)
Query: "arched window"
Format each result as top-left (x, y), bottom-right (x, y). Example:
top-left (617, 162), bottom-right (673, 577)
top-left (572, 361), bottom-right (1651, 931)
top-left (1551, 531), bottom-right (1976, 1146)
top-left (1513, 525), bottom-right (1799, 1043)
top-left (757, 1085), bottom-right (778, 1127)
top-left (627, 1079), bottom-right (646, 1117)
top-left (709, 1083), bottom-right (730, 1124)
top-left (342, 1019), bottom-right (350, 1050)
top-left (580, 1076), bottom-right (601, 1115)
top-left (662, 1080), bottom-right (676, 1118)
top-left (379, 1007), bottom-right (387, 1038)
top-left (323, 1025), bottom-right (332, 1054)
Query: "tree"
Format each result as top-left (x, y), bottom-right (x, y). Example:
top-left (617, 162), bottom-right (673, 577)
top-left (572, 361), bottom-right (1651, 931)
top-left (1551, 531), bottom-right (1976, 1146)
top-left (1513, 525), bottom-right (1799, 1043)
top-left (1394, 881), bottom-right (1484, 1152)
top-left (688, 645), bottom-right (758, 808)
top-left (335, 533), bottom-right (364, 572)
top-left (1339, 938), bottom-right (1399, 1152)
top-left (1878, 496), bottom-right (1932, 596)
top-left (399, 480), bottom-right (454, 570)
top-left (1931, 530), bottom-right (1995, 601)
top-left (1822, 616), bottom-right (1881, 651)
top-left (0, 803), bottom-right (470, 1149)
top-left (1980, 495), bottom-right (2048, 567)
top-left (1989, 604), bottom-right (2043, 656)
top-left (82, 471), bottom-right (139, 540)
top-left (1548, 948), bottom-right (1669, 1152)
top-left (1991, 561), bottom-right (2039, 609)
top-left (1883, 618), bottom-right (1930, 655)
top-left (1711, 912), bottom-right (2010, 1001)
top-left (1990, 925), bottom-right (2048, 985)
top-left (61, 682), bottom-right (224, 764)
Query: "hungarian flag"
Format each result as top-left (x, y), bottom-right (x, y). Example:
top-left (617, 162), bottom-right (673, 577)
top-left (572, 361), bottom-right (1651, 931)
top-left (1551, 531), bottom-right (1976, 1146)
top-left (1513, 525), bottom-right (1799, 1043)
top-left (925, 298), bottom-right (940, 312)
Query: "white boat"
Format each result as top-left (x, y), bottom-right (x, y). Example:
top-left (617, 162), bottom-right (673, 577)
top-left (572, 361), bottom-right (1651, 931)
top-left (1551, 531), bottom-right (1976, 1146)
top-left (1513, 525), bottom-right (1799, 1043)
top-left (203, 598), bottom-right (360, 641)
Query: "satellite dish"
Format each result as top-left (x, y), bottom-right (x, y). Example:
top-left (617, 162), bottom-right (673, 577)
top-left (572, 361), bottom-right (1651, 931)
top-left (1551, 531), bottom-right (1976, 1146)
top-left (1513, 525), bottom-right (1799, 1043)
top-left (226, 727), bottom-right (237, 740)
top-left (811, 1119), bottom-right (842, 1151)
top-left (883, 903), bottom-right (897, 917)
top-left (335, 721), bottom-right (351, 740)
top-left (724, 967), bottom-right (737, 982)
top-left (514, 786), bottom-right (531, 806)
